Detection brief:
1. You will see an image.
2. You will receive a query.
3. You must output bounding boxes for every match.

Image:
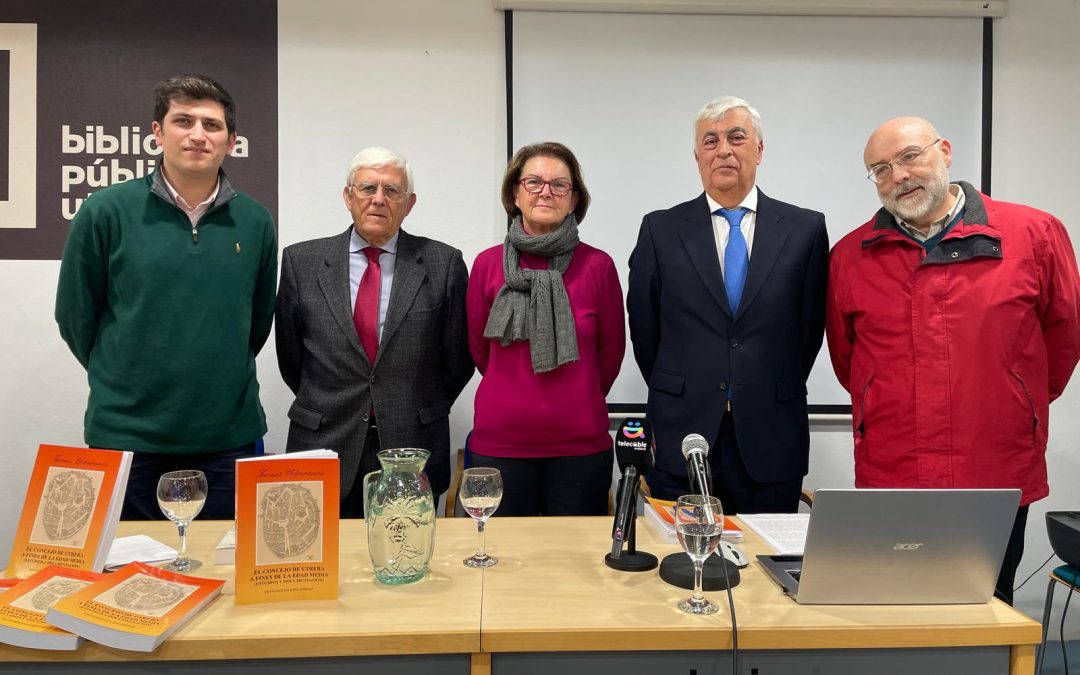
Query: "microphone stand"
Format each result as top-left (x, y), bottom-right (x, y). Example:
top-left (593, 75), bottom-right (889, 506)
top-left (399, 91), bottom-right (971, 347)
top-left (657, 457), bottom-right (741, 591)
top-left (605, 471), bottom-right (658, 572)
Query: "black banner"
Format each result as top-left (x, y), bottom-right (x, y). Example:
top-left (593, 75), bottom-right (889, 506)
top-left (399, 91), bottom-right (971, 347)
top-left (0, 50), bottom-right (9, 202)
top-left (0, 0), bottom-right (278, 260)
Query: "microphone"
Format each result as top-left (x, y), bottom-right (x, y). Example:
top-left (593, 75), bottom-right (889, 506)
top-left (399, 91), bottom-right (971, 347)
top-left (610, 466), bottom-right (638, 557)
top-left (658, 431), bottom-right (741, 592)
top-left (681, 433), bottom-right (712, 498)
top-left (605, 419), bottom-right (658, 572)
top-left (610, 419), bottom-right (654, 556)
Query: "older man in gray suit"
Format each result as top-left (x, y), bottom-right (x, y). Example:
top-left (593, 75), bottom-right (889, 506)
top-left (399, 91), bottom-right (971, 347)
top-left (275, 147), bottom-right (473, 517)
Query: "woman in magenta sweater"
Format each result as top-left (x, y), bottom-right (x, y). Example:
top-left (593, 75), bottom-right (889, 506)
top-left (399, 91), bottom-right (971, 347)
top-left (467, 142), bottom-right (625, 516)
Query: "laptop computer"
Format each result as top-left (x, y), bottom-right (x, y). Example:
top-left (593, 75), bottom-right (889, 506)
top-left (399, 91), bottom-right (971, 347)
top-left (757, 488), bottom-right (1021, 604)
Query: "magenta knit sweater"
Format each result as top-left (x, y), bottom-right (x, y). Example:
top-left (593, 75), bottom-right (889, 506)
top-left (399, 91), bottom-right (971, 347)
top-left (467, 242), bottom-right (626, 458)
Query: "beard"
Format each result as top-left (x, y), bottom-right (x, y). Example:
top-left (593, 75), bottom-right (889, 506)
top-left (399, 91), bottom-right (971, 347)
top-left (880, 163), bottom-right (950, 224)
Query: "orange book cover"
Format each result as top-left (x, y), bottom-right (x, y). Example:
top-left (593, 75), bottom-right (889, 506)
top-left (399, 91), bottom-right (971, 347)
top-left (7, 445), bottom-right (133, 578)
top-left (644, 495), bottom-right (742, 535)
top-left (44, 561), bottom-right (223, 652)
top-left (0, 565), bottom-right (104, 650)
top-left (234, 450), bottom-right (339, 605)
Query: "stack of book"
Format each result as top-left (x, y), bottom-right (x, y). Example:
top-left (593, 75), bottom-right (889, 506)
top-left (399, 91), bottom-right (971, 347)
top-left (0, 566), bottom-right (104, 650)
top-left (45, 561), bottom-right (224, 652)
top-left (642, 495), bottom-right (743, 544)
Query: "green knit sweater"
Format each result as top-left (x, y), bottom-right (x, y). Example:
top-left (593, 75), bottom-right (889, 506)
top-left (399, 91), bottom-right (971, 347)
top-left (55, 171), bottom-right (278, 454)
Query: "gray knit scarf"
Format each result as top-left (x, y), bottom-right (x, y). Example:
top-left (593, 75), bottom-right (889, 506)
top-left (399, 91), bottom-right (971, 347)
top-left (483, 214), bottom-right (580, 373)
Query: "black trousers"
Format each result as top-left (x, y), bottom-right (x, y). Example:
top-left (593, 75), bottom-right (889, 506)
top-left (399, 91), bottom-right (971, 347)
top-left (646, 409), bottom-right (803, 514)
top-left (995, 504), bottom-right (1029, 605)
top-left (468, 448), bottom-right (614, 517)
top-left (120, 443), bottom-right (257, 521)
top-left (341, 421), bottom-right (385, 519)
top-left (340, 420), bottom-right (448, 518)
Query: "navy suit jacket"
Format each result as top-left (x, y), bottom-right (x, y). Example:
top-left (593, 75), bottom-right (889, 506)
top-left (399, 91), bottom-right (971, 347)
top-left (627, 191), bottom-right (828, 482)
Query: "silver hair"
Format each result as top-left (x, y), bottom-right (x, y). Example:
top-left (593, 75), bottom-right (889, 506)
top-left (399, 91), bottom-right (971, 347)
top-left (694, 96), bottom-right (764, 145)
top-left (345, 146), bottom-right (414, 194)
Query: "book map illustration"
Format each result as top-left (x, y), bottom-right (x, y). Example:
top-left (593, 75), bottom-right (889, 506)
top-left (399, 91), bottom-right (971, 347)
top-left (256, 482), bottom-right (323, 565)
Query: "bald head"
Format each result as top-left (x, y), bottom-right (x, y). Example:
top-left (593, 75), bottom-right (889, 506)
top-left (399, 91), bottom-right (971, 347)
top-left (864, 117), bottom-right (942, 168)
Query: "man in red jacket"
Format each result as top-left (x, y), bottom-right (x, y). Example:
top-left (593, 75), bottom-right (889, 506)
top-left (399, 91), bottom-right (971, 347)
top-left (826, 116), bottom-right (1080, 604)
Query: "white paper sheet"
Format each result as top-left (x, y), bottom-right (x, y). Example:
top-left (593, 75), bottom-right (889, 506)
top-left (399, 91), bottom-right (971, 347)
top-left (738, 513), bottom-right (810, 555)
top-left (104, 535), bottom-right (178, 571)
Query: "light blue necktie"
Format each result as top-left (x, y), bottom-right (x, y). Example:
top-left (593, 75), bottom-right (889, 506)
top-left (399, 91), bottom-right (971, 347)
top-left (718, 207), bottom-right (749, 312)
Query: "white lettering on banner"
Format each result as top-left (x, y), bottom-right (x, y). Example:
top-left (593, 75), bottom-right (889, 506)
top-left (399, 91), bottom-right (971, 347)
top-left (58, 124), bottom-right (251, 221)
top-left (61, 125), bottom-right (161, 156)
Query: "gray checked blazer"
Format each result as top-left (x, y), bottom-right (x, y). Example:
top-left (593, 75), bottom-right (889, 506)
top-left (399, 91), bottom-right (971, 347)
top-left (275, 226), bottom-right (474, 499)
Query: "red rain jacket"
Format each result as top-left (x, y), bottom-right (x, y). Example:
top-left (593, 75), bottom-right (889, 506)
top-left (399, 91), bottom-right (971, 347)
top-left (826, 182), bottom-right (1080, 505)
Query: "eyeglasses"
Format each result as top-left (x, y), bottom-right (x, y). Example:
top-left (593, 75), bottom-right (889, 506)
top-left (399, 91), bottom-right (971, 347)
top-left (866, 139), bottom-right (942, 184)
top-left (349, 182), bottom-right (408, 202)
top-left (518, 177), bottom-right (573, 197)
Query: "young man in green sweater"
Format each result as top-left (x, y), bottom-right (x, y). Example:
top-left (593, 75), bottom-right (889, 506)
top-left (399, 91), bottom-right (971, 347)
top-left (55, 74), bottom-right (277, 520)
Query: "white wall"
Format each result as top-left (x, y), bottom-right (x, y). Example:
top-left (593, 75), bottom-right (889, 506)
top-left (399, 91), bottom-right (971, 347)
top-left (270, 0), bottom-right (507, 464)
top-left (511, 11), bottom-right (985, 407)
top-left (0, 261), bottom-right (88, 559)
top-left (0, 0), bottom-right (1075, 634)
top-left (990, 0), bottom-right (1080, 634)
top-left (801, 0), bottom-right (1080, 631)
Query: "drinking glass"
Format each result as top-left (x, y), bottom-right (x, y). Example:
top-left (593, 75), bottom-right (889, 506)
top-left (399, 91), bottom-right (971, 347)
top-left (675, 494), bottom-right (724, 615)
top-left (156, 470), bottom-right (208, 572)
top-left (459, 468), bottom-right (503, 568)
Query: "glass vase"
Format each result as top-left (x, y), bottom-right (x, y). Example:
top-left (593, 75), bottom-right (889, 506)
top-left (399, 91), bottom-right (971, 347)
top-left (363, 448), bottom-right (436, 585)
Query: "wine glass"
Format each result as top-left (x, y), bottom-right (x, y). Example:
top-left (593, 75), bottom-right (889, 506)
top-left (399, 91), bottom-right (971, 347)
top-left (459, 468), bottom-right (503, 568)
top-left (675, 494), bottom-right (724, 615)
top-left (156, 470), bottom-right (208, 572)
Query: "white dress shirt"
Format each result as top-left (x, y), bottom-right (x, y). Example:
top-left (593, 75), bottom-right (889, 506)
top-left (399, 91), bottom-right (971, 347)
top-left (706, 186), bottom-right (759, 280)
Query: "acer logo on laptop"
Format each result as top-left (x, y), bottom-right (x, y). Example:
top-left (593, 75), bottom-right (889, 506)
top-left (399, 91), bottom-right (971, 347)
top-left (893, 543), bottom-right (925, 550)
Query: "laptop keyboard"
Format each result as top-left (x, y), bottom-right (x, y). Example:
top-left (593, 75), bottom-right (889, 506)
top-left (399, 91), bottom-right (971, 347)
top-left (789, 569), bottom-right (802, 582)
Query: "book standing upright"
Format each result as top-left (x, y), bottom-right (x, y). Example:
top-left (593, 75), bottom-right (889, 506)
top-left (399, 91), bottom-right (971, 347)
top-left (7, 445), bottom-right (133, 578)
top-left (234, 449), bottom-right (339, 604)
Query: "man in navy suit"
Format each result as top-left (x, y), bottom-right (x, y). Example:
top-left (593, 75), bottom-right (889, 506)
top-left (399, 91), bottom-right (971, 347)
top-left (627, 97), bottom-right (829, 513)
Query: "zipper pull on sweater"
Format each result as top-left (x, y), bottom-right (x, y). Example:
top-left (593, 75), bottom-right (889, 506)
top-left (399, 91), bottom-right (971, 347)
top-left (191, 225), bottom-right (198, 244)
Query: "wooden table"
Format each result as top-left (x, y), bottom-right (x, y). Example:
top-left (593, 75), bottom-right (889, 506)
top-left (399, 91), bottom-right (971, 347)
top-left (0, 516), bottom-right (1041, 674)
top-left (0, 518), bottom-right (483, 674)
top-left (480, 516), bottom-right (1042, 675)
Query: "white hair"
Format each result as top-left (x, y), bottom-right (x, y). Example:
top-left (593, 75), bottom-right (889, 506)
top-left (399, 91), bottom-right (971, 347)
top-left (694, 96), bottom-right (764, 145)
top-left (345, 146), bottom-right (414, 194)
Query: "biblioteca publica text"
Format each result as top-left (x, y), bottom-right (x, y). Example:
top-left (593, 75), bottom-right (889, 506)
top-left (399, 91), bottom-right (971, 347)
top-left (60, 125), bottom-right (251, 220)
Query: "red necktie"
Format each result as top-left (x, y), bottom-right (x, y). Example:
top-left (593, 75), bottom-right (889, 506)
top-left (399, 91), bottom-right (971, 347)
top-left (353, 247), bottom-right (383, 363)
